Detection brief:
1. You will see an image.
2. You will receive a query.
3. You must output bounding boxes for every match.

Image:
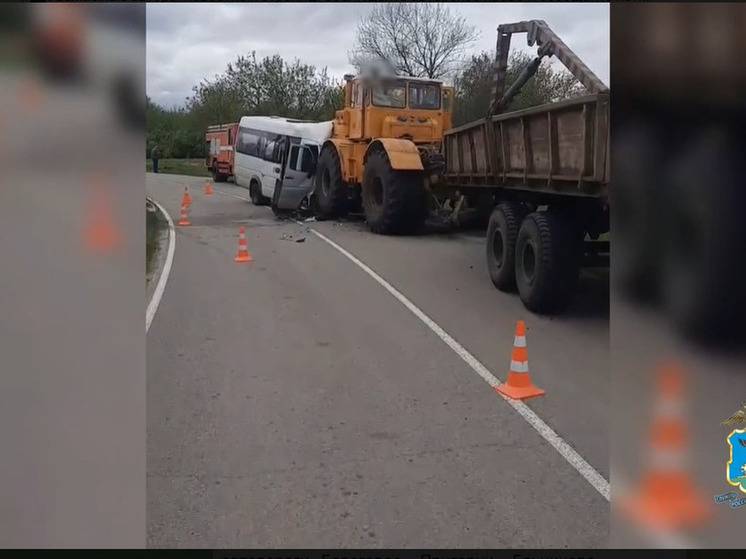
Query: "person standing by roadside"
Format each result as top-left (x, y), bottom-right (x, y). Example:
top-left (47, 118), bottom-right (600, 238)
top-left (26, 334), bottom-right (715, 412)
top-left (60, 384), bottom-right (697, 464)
top-left (151, 144), bottom-right (161, 173)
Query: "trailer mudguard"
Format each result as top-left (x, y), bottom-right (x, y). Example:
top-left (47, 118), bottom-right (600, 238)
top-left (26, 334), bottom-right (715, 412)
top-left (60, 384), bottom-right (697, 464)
top-left (365, 138), bottom-right (423, 171)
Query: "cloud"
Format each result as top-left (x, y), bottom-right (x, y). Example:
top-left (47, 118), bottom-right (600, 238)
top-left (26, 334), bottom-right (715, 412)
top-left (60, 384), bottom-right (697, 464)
top-left (146, 2), bottom-right (608, 109)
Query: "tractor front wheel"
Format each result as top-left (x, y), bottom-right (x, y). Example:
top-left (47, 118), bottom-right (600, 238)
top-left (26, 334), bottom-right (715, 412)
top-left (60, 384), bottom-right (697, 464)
top-left (362, 148), bottom-right (425, 235)
top-left (313, 145), bottom-right (348, 220)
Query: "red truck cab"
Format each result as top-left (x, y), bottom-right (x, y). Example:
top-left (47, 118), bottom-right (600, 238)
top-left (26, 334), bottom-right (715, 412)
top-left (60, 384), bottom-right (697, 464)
top-left (205, 123), bottom-right (239, 182)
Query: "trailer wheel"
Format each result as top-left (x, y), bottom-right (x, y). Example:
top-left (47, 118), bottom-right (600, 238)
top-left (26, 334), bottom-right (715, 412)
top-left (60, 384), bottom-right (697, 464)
top-left (312, 145), bottom-right (348, 220)
top-left (486, 203), bottom-right (527, 291)
top-left (250, 180), bottom-right (269, 206)
top-left (362, 148), bottom-right (425, 235)
top-left (515, 210), bottom-right (582, 313)
top-left (211, 164), bottom-right (228, 183)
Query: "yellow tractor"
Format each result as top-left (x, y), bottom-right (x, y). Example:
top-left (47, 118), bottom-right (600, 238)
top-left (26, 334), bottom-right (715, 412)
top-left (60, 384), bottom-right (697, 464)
top-left (311, 74), bottom-right (453, 234)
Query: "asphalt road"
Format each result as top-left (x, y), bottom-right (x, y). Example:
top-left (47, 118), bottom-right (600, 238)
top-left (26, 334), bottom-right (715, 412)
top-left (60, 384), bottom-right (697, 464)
top-left (146, 173), bottom-right (610, 547)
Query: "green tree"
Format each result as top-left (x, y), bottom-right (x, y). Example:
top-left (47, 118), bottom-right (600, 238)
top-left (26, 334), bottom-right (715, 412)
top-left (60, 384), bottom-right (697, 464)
top-left (146, 97), bottom-right (202, 159)
top-left (452, 51), bottom-right (584, 126)
top-left (146, 53), bottom-right (345, 159)
top-left (188, 52), bottom-right (343, 125)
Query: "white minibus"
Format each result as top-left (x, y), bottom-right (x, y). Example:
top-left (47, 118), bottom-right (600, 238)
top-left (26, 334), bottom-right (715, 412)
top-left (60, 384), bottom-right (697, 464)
top-left (234, 116), bottom-right (333, 210)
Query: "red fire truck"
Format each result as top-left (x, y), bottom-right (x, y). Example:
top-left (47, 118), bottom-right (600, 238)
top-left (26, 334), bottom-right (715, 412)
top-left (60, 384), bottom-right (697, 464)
top-left (205, 123), bottom-right (239, 182)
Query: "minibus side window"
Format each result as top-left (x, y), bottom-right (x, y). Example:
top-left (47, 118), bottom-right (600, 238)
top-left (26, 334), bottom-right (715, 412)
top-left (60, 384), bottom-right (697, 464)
top-left (288, 145), bottom-right (300, 170)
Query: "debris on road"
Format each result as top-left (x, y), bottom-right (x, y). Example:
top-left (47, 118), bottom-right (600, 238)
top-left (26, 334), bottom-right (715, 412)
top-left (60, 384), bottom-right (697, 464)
top-left (281, 232), bottom-right (307, 243)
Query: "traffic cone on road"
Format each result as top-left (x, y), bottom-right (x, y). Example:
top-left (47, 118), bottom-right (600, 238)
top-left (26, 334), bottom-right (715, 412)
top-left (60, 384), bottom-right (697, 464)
top-left (177, 203), bottom-right (190, 226)
top-left (234, 226), bottom-right (253, 263)
top-left (181, 186), bottom-right (192, 208)
top-left (203, 180), bottom-right (214, 196)
top-left (495, 320), bottom-right (545, 400)
top-left (621, 361), bottom-right (711, 531)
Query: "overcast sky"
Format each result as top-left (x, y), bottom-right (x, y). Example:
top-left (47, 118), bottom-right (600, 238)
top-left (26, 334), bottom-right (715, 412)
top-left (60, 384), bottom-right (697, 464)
top-left (147, 2), bottom-right (609, 109)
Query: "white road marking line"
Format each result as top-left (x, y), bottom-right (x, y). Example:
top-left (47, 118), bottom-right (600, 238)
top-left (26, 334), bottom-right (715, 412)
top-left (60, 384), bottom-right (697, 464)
top-left (146, 197), bottom-right (175, 333)
top-left (307, 226), bottom-right (611, 501)
top-left (202, 186), bottom-right (610, 499)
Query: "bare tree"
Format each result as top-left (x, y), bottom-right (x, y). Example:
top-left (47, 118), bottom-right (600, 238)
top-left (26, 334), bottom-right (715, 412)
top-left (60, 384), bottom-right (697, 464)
top-left (350, 3), bottom-right (479, 80)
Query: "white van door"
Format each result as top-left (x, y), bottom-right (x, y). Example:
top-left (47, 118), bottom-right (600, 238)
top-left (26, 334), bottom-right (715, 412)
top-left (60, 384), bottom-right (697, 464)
top-left (273, 143), bottom-right (317, 210)
top-left (260, 135), bottom-right (284, 199)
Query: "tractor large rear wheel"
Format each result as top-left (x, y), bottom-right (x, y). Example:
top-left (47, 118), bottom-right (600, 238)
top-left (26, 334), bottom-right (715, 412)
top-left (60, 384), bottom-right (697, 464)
top-left (362, 149), bottom-right (425, 235)
top-left (313, 145), bottom-right (348, 220)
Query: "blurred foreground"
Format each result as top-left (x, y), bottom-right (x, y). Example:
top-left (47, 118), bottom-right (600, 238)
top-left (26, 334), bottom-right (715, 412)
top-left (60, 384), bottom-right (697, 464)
top-left (611, 3), bottom-right (746, 548)
top-left (1, 0), bottom-right (745, 550)
top-left (0, 3), bottom-right (145, 547)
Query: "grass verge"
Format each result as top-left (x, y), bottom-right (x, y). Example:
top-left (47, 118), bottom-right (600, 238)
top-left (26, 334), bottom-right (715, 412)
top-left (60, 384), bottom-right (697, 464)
top-left (146, 200), bottom-right (166, 282)
top-left (146, 158), bottom-right (210, 178)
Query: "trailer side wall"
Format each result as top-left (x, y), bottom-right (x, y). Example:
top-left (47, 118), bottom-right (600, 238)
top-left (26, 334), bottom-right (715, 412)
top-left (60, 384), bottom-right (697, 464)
top-left (444, 93), bottom-right (609, 197)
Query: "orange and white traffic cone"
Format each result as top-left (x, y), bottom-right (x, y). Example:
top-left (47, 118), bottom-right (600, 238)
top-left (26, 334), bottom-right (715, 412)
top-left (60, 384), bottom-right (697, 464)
top-left (182, 186), bottom-right (192, 208)
top-left (203, 180), bottom-right (214, 196)
top-left (234, 226), bottom-right (253, 263)
top-left (177, 203), bottom-right (190, 226)
top-left (495, 320), bottom-right (545, 400)
top-left (621, 361), bottom-right (711, 531)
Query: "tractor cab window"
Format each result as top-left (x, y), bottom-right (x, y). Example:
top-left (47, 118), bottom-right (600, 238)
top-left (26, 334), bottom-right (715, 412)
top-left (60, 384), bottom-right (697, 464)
top-left (353, 82), bottom-right (364, 107)
top-left (442, 89), bottom-right (452, 112)
top-left (409, 82), bottom-right (440, 110)
top-left (371, 80), bottom-right (406, 108)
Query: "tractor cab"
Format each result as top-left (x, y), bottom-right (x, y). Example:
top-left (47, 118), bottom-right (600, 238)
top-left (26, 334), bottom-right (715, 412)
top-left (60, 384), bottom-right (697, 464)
top-left (333, 74), bottom-right (453, 145)
top-left (312, 73), bottom-right (453, 234)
